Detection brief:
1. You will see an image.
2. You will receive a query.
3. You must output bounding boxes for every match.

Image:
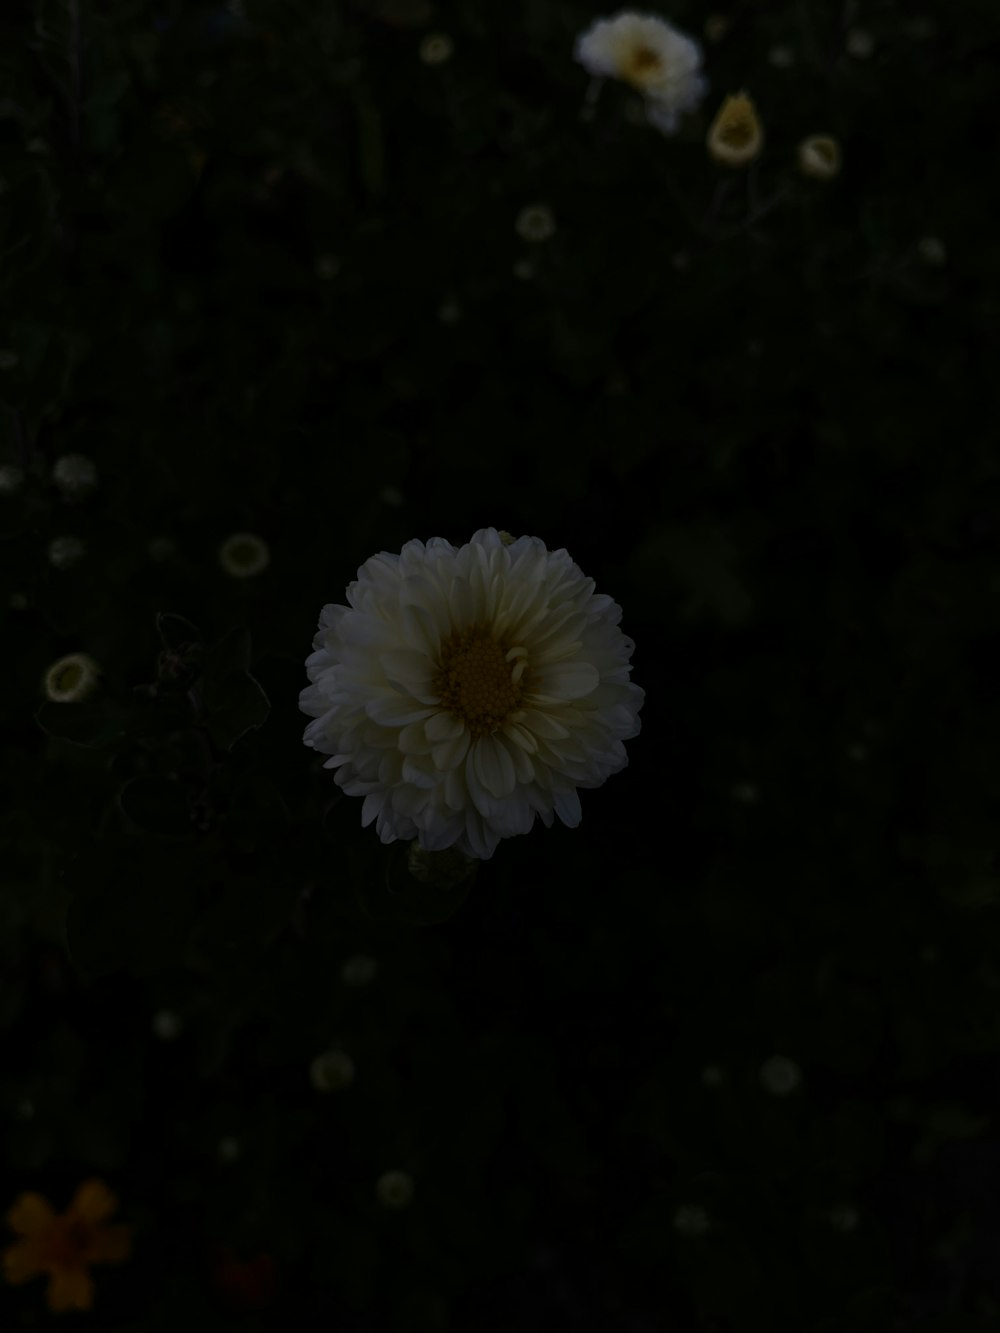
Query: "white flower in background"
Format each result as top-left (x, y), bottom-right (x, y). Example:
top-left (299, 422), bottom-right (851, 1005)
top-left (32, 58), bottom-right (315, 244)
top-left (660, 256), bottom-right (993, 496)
top-left (48, 535), bottom-right (85, 569)
top-left (759, 1054), bottom-right (801, 1096)
top-left (574, 11), bottom-right (707, 132)
top-left (43, 652), bottom-right (101, 703)
top-left (845, 27), bottom-right (875, 58)
top-left (917, 236), bottom-right (946, 265)
top-left (419, 32), bottom-right (453, 64)
top-left (376, 1170), bottom-right (414, 1209)
top-left (341, 954), bottom-right (378, 986)
top-left (309, 1048), bottom-right (355, 1092)
top-left (219, 531), bottom-right (270, 578)
top-left (52, 452), bottom-right (98, 501)
top-left (0, 462), bottom-right (25, 495)
top-left (768, 45), bottom-right (795, 68)
top-left (300, 527), bottom-right (644, 861)
top-left (673, 1204), bottom-right (711, 1236)
top-left (798, 134), bottom-right (841, 181)
top-left (706, 91), bottom-right (763, 167)
top-left (515, 204), bottom-right (556, 243)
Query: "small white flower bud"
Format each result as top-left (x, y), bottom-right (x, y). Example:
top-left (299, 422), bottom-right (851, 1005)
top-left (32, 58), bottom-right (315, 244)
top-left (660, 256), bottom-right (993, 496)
top-left (219, 531), bottom-right (270, 578)
top-left (759, 1054), bottom-right (801, 1096)
top-left (515, 204), bottom-right (556, 243)
top-left (309, 1049), bottom-right (355, 1092)
top-left (341, 954), bottom-right (378, 987)
top-left (43, 653), bottom-right (101, 703)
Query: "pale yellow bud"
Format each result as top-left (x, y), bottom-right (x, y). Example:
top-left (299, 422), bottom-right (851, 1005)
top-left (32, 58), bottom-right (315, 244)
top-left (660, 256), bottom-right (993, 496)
top-left (706, 92), bottom-right (763, 168)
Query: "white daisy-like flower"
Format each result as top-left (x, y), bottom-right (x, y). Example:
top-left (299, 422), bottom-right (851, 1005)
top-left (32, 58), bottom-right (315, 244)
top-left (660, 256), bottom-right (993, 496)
top-left (574, 11), bottom-right (707, 126)
top-left (300, 527), bottom-right (644, 861)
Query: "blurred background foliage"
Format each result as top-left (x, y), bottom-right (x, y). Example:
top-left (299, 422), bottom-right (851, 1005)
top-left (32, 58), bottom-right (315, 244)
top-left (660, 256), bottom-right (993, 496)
top-left (1, 0), bottom-right (999, 1327)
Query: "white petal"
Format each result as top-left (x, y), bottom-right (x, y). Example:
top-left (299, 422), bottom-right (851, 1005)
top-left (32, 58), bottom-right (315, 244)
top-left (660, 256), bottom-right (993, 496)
top-left (366, 692), bottom-right (435, 727)
top-left (553, 786), bottom-right (583, 828)
top-left (471, 734), bottom-right (517, 800)
top-left (380, 648), bottom-right (434, 692)
top-left (361, 792), bottom-right (383, 828)
top-left (426, 710), bottom-right (464, 742)
top-left (536, 661), bottom-right (599, 700)
top-left (432, 727), bottom-right (470, 772)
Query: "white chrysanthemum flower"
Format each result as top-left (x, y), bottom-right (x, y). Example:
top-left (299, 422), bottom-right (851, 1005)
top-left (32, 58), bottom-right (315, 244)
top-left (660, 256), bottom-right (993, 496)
top-left (574, 11), bottom-right (706, 125)
top-left (300, 527), bottom-right (644, 861)
top-left (43, 651), bottom-right (101, 703)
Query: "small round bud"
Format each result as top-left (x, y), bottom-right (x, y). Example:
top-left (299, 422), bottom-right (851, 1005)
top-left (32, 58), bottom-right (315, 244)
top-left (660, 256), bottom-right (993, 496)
top-left (673, 1204), bottom-right (711, 1236)
top-left (309, 1049), bottom-right (355, 1092)
top-left (48, 535), bottom-right (86, 569)
top-left (759, 1054), bottom-right (802, 1096)
top-left (515, 204), bottom-right (556, 243)
top-left (152, 1009), bottom-right (182, 1040)
top-left (341, 954), bottom-right (378, 987)
top-left (376, 1169), bottom-right (415, 1209)
top-left (419, 32), bottom-right (453, 64)
top-left (219, 531), bottom-right (270, 578)
top-left (51, 453), bottom-right (98, 501)
top-left (43, 652), bottom-right (101, 703)
top-left (0, 463), bottom-right (25, 495)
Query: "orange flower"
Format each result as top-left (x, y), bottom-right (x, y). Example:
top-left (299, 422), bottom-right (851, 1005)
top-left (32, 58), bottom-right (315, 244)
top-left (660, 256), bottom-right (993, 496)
top-left (2, 1180), bottom-right (131, 1312)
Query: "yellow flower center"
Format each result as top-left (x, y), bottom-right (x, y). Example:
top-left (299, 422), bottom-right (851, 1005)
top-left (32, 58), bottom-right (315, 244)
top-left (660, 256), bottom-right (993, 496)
top-left (721, 117), bottom-right (754, 148)
top-left (54, 662), bottom-right (84, 693)
top-left (627, 44), bottom-right (663, 80)
top-left (432, 622), bottom-right (529, 738)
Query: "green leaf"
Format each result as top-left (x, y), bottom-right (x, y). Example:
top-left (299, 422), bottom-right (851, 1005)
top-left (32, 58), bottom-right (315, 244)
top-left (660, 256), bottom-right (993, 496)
top-left (118, 775), bottom-right (193, 836)
top-left (35, 696), bottom-right (133, 749)
top-left (65, 834), bottom-right (222, 981)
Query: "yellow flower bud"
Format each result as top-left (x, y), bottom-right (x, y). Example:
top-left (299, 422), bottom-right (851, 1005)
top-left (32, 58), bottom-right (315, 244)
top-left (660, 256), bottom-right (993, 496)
top-left (707, 92), bottom-right (763, 168)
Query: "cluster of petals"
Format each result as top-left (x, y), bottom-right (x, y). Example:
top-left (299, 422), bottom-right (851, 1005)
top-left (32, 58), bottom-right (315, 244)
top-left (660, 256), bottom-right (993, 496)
top-left (3, 1180), bottom-right (131, 1312)
top-left (574, 11), bottom-right (707, 135)
top-left (300, 528), bottom-right (644, 860)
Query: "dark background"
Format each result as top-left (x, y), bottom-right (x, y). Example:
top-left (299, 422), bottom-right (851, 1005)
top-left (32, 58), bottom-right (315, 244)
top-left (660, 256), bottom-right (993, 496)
top-left (2, 0), bottom-right (1000, 1328)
